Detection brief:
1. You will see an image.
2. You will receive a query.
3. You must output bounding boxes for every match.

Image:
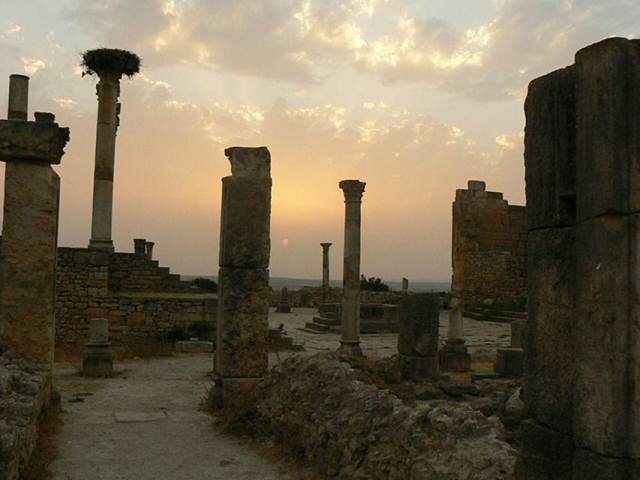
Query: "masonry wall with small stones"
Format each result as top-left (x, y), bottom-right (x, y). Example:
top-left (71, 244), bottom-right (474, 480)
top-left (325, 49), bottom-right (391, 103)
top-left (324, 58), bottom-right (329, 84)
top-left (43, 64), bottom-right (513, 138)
top-left (451, 181), bottom-right (527, 310)
top-left (55, 247), bottom-right (216, 355)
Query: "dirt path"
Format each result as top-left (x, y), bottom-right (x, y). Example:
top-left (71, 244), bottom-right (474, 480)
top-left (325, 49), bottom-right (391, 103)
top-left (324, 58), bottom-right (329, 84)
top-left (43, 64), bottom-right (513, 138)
top-left (51, 354), bottom-right (295, 480)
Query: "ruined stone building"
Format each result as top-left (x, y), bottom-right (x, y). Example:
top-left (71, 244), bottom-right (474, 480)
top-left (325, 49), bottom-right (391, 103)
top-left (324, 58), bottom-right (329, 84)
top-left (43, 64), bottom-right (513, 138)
top-left (451, 180), bottom-right (527, 312)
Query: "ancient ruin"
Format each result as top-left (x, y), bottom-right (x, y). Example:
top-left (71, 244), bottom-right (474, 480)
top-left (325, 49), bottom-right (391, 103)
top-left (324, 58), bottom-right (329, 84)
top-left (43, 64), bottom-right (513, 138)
top-left (398, 293), bottom-right (440, 381)
top-left (0, 75), bottom-right (69, 366)
top-left (214, 146), bottom-right (271, 404)
top-left (83, 48), bottom-right (140, 252)
top-left (338, 180), bottom-right (366, 355)
top-left (320, 242), bottom-right (332, 303)
top-left (517, 37), bottom-right (640, 479)
top-left (451, 180), bottom-right (527, 319)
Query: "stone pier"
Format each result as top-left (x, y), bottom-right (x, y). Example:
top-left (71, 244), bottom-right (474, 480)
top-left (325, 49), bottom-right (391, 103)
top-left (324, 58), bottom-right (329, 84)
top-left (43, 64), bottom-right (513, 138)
top-left (133, 238), bottom-right (146, 255)
top-left (0, 74), bottom-right (70, 367)
top-left (320, 242), bottom-right (332, 303)
top-left (439, 295), bottom-right (471, 372)
top-left (276, 287), bottom-right (291, 313)
top-left (214, 146), bottom-right (271, 404)
top-left (398, 293), bottom-right (440, 381)
top-left (517, 38), bottom-right (640, 479)
top-left (83, 318), bottom-right (114, 377)
top-left (84, 49), bottom-right (140, 252)
top-left (401, 277), bottom-right (408, 293)
top-left (338, 180), bottom-right (366, 355)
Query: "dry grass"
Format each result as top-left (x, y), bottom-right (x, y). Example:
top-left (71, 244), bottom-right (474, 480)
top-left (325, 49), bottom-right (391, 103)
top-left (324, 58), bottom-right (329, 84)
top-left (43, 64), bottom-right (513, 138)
top-left (22, 397), bottom-right (64, 480)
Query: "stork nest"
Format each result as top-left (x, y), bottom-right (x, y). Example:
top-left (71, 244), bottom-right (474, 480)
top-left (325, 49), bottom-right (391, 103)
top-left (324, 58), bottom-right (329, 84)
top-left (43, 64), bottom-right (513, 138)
top-left (81, 48), bottom-right (141, 78)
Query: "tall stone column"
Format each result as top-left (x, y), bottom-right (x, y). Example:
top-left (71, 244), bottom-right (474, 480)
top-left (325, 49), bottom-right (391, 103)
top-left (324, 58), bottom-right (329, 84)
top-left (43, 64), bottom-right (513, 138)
top-left (338, 180), bottom-right (365, 355)
top-left (214, 146), bottom-right (271, 405)
top-left (320, 242), bottom-right (332, 303)
top-left (0, 75), bottom-right (70, 367)
top-left (517, 38), bottom-right (640, 480)
top-left (83, 49), bottom-right (140, 252)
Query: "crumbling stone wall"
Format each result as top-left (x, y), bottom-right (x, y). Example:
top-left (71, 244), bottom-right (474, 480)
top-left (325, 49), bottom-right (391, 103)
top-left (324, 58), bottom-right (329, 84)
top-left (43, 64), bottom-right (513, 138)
top-left (0, 352), bottom-right (52, 480)
top-left (451, 181), bottom-right (527, 310)
top-left (55, 247), bottom-right (216, 355)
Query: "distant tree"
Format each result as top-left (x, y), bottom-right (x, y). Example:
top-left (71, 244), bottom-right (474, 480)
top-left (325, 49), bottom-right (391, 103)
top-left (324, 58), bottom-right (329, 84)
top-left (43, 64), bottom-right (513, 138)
top-left (192, 277), bottom-right (218, 292)
top-left (360, 275), bottom-right (390, 292)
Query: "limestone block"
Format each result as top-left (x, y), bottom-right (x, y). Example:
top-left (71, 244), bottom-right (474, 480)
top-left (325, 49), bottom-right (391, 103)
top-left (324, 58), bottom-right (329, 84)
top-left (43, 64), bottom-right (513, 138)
top-left (525, 228), bottom-right (575, 434)
top-left (219, 176), bottom-right (271, 268)
top-left (575, 38), bottom-right (640, 221)
top-left (0, 119), bottom-right (70, 164)
top-left (215, 267), bottom-right (269, 378)
top-left (494, 348), bottom-right (524, 378)
top-left (398, 293), bottom-right (440, 357)
top-left (515, 420), bottom-right (574, 480)
top-left (0, 162), bottom-right (59, 366)
top-left (225, 146), bottom-right (270, 179)
top-left (524, 66), bottom-right (576, 230)
top-left (574, 214), bottom-right (640, 457)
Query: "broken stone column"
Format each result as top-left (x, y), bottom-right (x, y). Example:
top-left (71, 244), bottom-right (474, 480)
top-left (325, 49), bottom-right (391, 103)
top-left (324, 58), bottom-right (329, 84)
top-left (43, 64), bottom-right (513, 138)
top-left (83, 49), bottom-right (140, 252)
top-left (145, 241), bottom-right (155, 260)
top-left (275, 287), bottom-right (291, 313)
top-left (517, 38), bottom-right (640, 480)
top-left (82, 318), bottom-right (114, 377)
top-left (0, 75), bottom-right (70, 367)
top-left (398, 293), bottom-right (440, 381)
top-left (133, 238), bottom-right (146, 256)
top-left (338, 180), bottom-right (366, 355)
top-left (215, 146), bottom-right (271, 404)
top-left (439, 295), bottom-right (471, 372)
top-left (320, 242), bottom-right (332, 303)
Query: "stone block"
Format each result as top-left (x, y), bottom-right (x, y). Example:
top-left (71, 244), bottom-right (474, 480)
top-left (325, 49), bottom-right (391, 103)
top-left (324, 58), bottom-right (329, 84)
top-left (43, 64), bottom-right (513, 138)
top-left (215, 267), bottom-right (269, 378)
top-left (574, 214), bottom-right (640, 457)
top-left (494, 348), bottom-right (524, 378)
top-left (525, 228), bottom-right (575, 434)
top-left (515, 420), bottom-right (574, 480)
top-left (0, 118), bottom-right (70, 164)
top-left (439, 339), bottom-right (471, 372)
top-left (574, 38), bottom-right (640, 221)
top-left (398, 354), bottom-right (438, 382)
top-left (219, 176), bottom-right (271, 268)
top-left (524, 65), bottom-right (576, 230)
top-left (0, 162), bottom-right (59, 366)
top-left (398, 293), bottom-right (439, 357)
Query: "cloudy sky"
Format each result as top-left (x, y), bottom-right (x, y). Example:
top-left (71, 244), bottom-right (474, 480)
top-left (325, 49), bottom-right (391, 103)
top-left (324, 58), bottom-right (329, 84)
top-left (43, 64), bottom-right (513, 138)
top-left (0, 0), bottom-right (637, 282)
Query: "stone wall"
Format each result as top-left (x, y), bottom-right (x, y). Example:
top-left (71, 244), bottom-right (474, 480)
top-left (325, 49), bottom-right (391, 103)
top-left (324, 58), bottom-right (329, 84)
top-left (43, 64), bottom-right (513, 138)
top-left (270, 286), bottom-right (409, 308)
top-left (55, 247), bottom-right (216, 355)
top-left (0, 352), bottom-right (52, 480)
top-left (451, 181), bottom-right (527, 310)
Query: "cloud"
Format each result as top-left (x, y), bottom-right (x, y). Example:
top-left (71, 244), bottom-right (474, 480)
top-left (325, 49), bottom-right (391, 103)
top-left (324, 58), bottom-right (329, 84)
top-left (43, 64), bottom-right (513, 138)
top-left (52, 97), bottom-right (77, 110)
top-left (21, 57), bottom-right (46, 75)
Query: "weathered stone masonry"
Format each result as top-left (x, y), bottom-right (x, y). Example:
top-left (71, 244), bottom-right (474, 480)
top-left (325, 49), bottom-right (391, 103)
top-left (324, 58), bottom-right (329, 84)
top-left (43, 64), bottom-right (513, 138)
top-left (451, 180), bottom-right (527, 310)
top-left (55, 246), bottom-right (216, 355)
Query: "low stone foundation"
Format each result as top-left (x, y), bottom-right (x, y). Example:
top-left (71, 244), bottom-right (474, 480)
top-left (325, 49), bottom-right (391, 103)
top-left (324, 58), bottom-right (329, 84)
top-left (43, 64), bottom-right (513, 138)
top-left (0, 352), bottom-right (52, 480)
top-left (247, 354), bottom-right (516, 479)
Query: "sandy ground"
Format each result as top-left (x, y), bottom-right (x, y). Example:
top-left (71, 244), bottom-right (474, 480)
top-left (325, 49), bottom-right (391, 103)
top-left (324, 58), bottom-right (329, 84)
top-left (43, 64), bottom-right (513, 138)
top-left (50, 308), bottom-right (509, 479)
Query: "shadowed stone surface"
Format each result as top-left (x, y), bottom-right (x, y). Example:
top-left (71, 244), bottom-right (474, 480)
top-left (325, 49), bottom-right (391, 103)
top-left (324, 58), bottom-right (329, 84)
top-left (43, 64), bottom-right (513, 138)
top-left (398, 293), bottom-right (440, 380)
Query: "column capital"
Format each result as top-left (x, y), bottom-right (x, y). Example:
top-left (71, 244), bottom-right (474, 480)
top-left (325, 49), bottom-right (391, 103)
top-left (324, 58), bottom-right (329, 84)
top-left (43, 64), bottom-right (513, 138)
top-left (320, 242), bottom-right (332, 250)
top-left (339, 179), bottom-right (366, 202)
top-left (225, 146), bottom-right (271, 179)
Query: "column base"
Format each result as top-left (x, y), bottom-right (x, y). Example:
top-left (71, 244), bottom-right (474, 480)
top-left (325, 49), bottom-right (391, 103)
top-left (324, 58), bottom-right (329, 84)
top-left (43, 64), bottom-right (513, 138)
top-left (439, 338), bottom-right (471, 372)
top-left (337, 341), bottom-right (363, 356)
top-left (82, 343), bottom-right (114, 377)
top-left (88, 239), bottom-right (114, 252)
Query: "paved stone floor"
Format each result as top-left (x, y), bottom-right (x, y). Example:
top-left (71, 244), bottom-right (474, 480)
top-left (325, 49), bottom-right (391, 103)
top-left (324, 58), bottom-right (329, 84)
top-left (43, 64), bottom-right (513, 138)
top-left (270, 308), bottom-right (511, 358)
top-left (51, 354), bottom-right (298, 480)
top-left (51, 308), bottom-right (509, 479)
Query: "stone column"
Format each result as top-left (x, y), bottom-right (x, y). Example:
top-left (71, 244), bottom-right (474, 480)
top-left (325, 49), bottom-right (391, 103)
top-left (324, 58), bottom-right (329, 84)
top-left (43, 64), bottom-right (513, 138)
top-left (398, 293), bottom-right (440, 381)
top-left (338, 180), bottom-right (366, 355)
top-left (401, 277), bottom-right (409, 293)
top-left (439, 295), bottom-right (471, 372)
top-left (89, 72), bottom-right (120, 252)
top-left (517, 38), bottom-right (640, 480)
top-left (83, 318), bottom-right (113, 377)
top-left (133, 238), bottom-right (146, 255)
top-left (0, 75), bottom-right (70, 367)
top-left (145, 241), bottom-right (155, 260)
top-left (214, 146), bottom-right (271, 405)
top-left (320, 242), bottom-right (332, 303)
